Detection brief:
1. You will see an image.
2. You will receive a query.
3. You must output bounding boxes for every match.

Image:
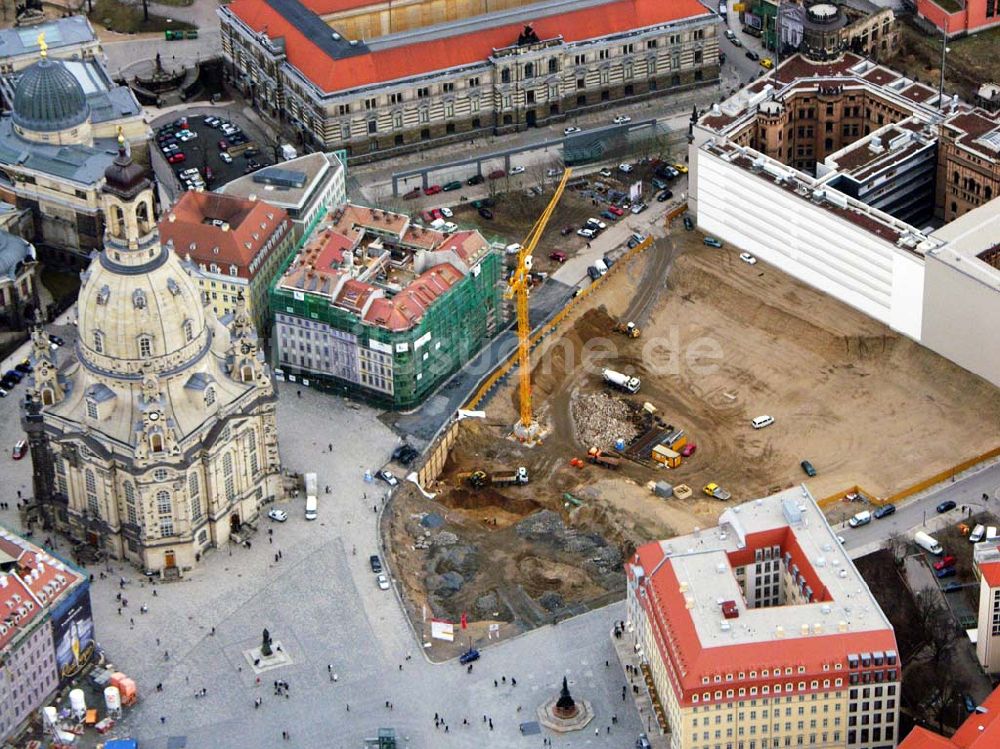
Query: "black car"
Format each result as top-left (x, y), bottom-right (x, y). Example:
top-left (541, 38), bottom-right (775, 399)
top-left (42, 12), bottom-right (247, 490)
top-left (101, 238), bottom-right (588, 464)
top-left (800, 460), bottom-right (817, 477)
top-left (48, 334), bottom-right (65, 346)
top-left (478, 207), bottom-right (494, 220)
top-left (587, 266), bottom-right (602, 281)
top-left (392, 444), bottom-right (419, 466)
top-left (683, 215), bottom-right (694, 231)
top-left (873, 503), bottom-right (895, 519)
top-left (936, 500), bottom-right (957, 514)
top-left (746, 50), bottom-right (760, 61)
top-left (369, 555), bottom-right (383, 573)
top-left (657, 190), bottom-right (673, 202)
top-left (602, 255), bottom-right (615, 268)
top-left (14, 359), bottom-right (32, 375)
top-left (459, 648), bottom-right (480, 664)
top-left (467, 174), bottom-right (485, 186)
top-left (4, 369), bottom-right (22, 384)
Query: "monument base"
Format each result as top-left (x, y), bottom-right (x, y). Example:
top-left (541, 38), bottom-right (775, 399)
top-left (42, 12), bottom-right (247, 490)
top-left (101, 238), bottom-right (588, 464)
top-left (244, 641), bottom-right (291, 674)
top-left (536, 696), bottom-right (595, 733)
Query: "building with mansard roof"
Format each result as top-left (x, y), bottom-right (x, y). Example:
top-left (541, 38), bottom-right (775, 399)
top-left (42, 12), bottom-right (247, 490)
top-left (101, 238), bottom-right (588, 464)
top-left (20, 140), bottom-right (283, 576)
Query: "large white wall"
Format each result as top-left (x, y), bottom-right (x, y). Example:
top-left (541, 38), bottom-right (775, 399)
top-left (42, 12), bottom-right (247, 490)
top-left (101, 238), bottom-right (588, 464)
top-left (695, 149), bottom-right (925, 339)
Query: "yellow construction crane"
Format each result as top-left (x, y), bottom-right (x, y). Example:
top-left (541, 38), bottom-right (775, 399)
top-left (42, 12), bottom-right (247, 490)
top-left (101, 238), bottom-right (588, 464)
top-left (504, 168), bottom-right (572, 442)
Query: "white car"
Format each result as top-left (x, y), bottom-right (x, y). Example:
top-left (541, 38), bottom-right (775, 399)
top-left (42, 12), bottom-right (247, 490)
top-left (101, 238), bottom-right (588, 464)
top-left (377, 574), bottom-right (390, 590)
top-left (613, 115), bottom-right (632, 124)
top-left (586, 218), bottom-right (607, 230)
top-left (739, 252), bottom-right (757, 265)
top-left (440, 207), bottom-right (453, 218)
top-left (220, 153), bottom-right (233, 164)
top-left (630, 203), bottom-right (647, 214)
top-left (377, 469), bottom-right (398, 486)
top-left (563, 126), bottom-right (581, 135)
top-left (619, 163), bottom-right (633, 173)
top-left (267, 508), bottom-right (288, 522)
top-left (577, 228), bottom-right (596, 238)
top-left (599, 168), bottom-right (613, 178)
top-left (509, 165), bottom-right (525, 175)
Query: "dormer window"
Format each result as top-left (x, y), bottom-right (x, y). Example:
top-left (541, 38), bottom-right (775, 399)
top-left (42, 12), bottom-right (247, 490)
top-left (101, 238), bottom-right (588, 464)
top-left (86, 399), bottom-right (98, 419)
top-left (229, 265), bottom-right (238, 276)
top-left (138, 335), bottom-right (152, 358)
top-left (205, 387), bottom-right (216, 406)
top-left (93, 330), bottom-right (104, 354)
top-left (183, 319), bottom-right (194, 342)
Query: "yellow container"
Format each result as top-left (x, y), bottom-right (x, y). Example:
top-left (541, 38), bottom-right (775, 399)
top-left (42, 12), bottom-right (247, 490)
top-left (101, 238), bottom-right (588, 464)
top-left (652, 445), bottom-right (681, 468)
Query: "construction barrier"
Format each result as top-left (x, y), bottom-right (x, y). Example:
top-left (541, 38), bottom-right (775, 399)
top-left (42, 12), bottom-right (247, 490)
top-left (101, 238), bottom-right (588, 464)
top-left (818, 445), bottom-right (1000, 510)
top-left (416, 420), bottom-right (461, 489)
top-left (464, 204), bottom-right (687, 411)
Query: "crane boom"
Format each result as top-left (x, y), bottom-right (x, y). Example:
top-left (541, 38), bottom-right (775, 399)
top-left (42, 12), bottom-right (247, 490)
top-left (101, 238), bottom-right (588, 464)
top-left (504, 168), bottom-right (572, 439)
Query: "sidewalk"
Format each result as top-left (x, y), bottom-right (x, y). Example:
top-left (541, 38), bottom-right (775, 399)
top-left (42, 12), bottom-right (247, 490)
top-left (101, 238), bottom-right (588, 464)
top-left (611, 623), bottom-right (670, 747)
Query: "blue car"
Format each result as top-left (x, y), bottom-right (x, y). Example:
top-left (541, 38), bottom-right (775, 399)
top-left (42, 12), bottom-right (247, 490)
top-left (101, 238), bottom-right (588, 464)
top-left (936, 500), bottom-right (957, 514)
top-left (964, 694), bottom-right (977, 713)
top-left (600, 210), bottom-right (617, 221)
top-left (936, 566), bottom-right (957, 579)
top-left (459, 648), bottom-right (480, 664)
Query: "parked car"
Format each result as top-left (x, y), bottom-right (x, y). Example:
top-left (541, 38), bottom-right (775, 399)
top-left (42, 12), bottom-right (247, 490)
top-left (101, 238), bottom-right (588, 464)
top-left (488, 169), bottom-right (506, 180)
top-left (630, 202), bottom-right (647, 214)
top-left (740, 252), bottom-right (758, 265)
top-left (403, 187), bottom-right (421, 200)
top-left (12, 440), bottom-right (27, 460)
top-left (549, 251), bottom-right (568, 263)
top-left (673, 163), bottom-right (689, 174)
top-left (168, 153), bottom-right (186, 164)
top-left (478, 207), bottom-right (494, 219)
top-left (937, 500), bottom-right (957, 514)
top-left (873, 504), bottom-right (895, 519)
top-left (220, 152), bottom-right (233, 164)
top-left (424, 184), bottom-right (443, 196)
top-left (509, 165), bottom-right (525, 175)
top-left (586, 218), bottom-right (607, 231)
top-left (800, 460), bottom-right (817, 477)
top-left (14, 359), bottom-right (32, 375)
top-left (612, 115), bottom-right (632, 124)
top-left (746, 50), bottom-right (760, 61)
top-left (760, 57), bottom-right (774, 69)
top-left (267, 508), bottom-right (288, 522)
top-left (933, 555), bottom-right (957, 571)
top-left (608, 205), bottom-right (625, 216)
top-left (467, 174), bottom-right (485, 185)
top-left (703, 237), bottom-right (723, 248)
top-left (218, 139), bottom-right (230, 150)
top-left (442, 181), bottom-right (462, 192)
top-left (376, 573), bottom-right (390, 590)
top-left (392, 444), bottom-right (420, 466)
top-left (577, 228), bottom-right (596, 239)
top-left (683, 215), bottom-right (694, 230)
top-left (680, 443), bottom-right (697, 458)
top-left (430, 208), bottom-right (443, 221)
top-left (459, 648), bottom-right (480, 664)
top-left (599, 168), bottom-right (613, 178)
top-left (637, 734), bottom-right (652, 749)
top-left (587, 266), bottom-right (602, 281)
top-left (369, 555), bottom-right (383, 573)
top-left (440, 207), bottom-right (454, 218)
top-left (963, 694), bottom-right (978, 713)
top-left (619, 163), bottom-right (633, 173)
top-left (600, 210), bottom-right (617, 222)
top-left (943, 582), bottom-right (963, 593)
top-left (377, 469), bottom-right (398, 487)
top-left (657, 190), bottom-right (673, 202)
top-left (848, 511), bottom-right (872, 528)
top-left (936, 566), bottom-right (957, 579)
top-left (420, 210), bottom-right (434, 223)
top-left (49, 333), bottom-right (65, 347)
top-left (563, 126), bottom-right (581, 135)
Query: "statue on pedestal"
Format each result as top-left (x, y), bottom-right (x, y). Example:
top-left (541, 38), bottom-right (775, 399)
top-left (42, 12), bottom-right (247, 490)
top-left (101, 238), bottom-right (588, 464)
top-left (554, 675), bottom-right (578, 718)
top-left (261, 628), bottom-right (272, 657)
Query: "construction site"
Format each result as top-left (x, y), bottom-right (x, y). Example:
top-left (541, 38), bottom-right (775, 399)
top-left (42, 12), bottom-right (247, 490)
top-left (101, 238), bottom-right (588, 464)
top-left (384, 183), bottom-right (1000, 657)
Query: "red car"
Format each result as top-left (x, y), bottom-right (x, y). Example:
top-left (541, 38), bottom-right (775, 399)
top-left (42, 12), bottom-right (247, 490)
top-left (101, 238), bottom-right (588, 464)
top-left (430, 208), bottom-right (443, 220)
top-left (420, 210), bottom-right (434, 223)
top-left (488, 169), bottom-right (506, 180)
top-left (403, 187), bottom-right (421, 200)
top-left (680, 443), bottom-right (697, 458)
top-left (218, 139), bottom-right (229, 150)
top-left (12, 440), bottom-right (27, 460)
top-left (933, 555), bottom-right (957, 571)
top-left (424, 184), bottom-right (443, 196)
top-left (168, 153), bottom-right (186, 164)
top-left (608, 205), bottom-right (625, 216)
top-left (549, 251), bottom-right (568, 263)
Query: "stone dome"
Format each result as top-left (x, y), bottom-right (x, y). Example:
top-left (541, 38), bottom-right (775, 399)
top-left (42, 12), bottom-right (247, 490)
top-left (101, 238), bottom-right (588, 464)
top-left (104, 144), bottom-right (149, 200)
top-left (12, 57), bottom-right (89, 134)
top-left (76, 245), bottom-right (213, 378)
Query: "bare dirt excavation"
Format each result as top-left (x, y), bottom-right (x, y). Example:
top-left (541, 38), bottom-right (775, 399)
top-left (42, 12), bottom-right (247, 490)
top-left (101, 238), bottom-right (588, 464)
top-left (387, 223), bottom-right (1000, 655)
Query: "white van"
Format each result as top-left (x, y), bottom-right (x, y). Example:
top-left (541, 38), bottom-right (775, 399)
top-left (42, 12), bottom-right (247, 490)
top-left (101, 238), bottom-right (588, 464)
top-left (970, 524), bottom-right (986, 543)
top-left (305, 495), bottom-right (318, 521)
top-left (751, 415), bottom-right (775, 429)
top-left (848, 511), bottom-right (872, 528)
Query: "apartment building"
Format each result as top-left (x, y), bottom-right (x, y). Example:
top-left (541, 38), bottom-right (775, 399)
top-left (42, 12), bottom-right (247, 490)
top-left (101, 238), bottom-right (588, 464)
top-left (158, 191), bottom-right (294, 335)
top-left (0, 526), bottom-right (91, 743)
top-left (271, 203), bottom-right (501, 408)
top-left (218, 0), bottom-right (718, 158)
top-left (915, 0), bottom-right (1000, 38)
top-left (899, 682), bottom-right (1000, 748)
top-left (626, 489), bottom-right (900, 749)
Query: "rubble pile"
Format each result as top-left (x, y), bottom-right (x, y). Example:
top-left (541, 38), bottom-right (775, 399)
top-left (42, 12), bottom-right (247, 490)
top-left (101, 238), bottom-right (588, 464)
top-left (570, 390), bottom-right (643, 448)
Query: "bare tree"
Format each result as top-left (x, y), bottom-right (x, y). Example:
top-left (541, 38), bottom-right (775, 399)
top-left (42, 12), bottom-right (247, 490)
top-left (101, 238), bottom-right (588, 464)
top-left (883, 532), bottom-right (908, 568)
top-left (913, 586), bottom-right (957, 667)
top-left (926, 673), bottom-right (962, 733)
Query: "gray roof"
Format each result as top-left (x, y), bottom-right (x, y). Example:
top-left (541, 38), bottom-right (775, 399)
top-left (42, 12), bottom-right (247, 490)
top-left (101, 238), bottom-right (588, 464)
top-left (85, 382), bottom-right (116, 403)
top-left (12, 57), bottom-right (89, 133)
top-left (184, 372), bottom-right (216, 391)
top-left (0, 115), bottom-right (119, 185)
top-left (263, 0), bottom-right (368, 59)
top-left (0, 16), bottom-right (97, 59)
top-left (0, 229), bottom-right (33, 281)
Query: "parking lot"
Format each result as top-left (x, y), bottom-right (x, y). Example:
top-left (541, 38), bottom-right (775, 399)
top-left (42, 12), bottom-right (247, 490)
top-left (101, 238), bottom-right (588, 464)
top-left (153, 113), bottom-right (276, 195)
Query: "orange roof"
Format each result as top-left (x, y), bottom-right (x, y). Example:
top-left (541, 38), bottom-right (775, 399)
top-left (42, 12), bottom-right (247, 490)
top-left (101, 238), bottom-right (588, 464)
top-left (229, 0), bottom-right (709, 92)
top-left (159, 192), bottom-right (290, 280)
top-left (981, 560), bottom-right (1000, 588)
top-left (363, 263), bottom-right (462, 331)
top-left (900, 684), bottom-right (1000, 748)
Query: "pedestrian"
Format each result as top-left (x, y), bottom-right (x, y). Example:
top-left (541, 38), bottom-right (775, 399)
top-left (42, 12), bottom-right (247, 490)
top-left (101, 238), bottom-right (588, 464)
top-left (156, 682), bottom-right (163, 692)
top-left (211, 627), bottom-right (215, 636)
top-left (130, 618), bottom-right (135, 627)
top-left (483, 715), bottom-right (487, 723)
top-left (346, 704), bottom-right (350, 711)
top-left (595, 728), bottom-right (600, 736)
top-left (607, 726), bottom-right (611, 734)
top-left (275, 553), bottom-right (279, 563)
top-left (489, 719), bottom-right (494, 730)
top-left (160, 716), bottom-right (166, 724)
top-left (435, 712), bottom-right (439, 721)
top-left (164, 650), bottom-right (169, 660)
top-left (117, 607), bottom-right (121, 616)
top-left (512, 677), bottom-right (516, 686)
top-left (386, 700), bottom-right (390, 708)
top-left (328, 664), bottom-right (333, 673)
top-left (328, 443), bottom-right (332, 452)
top-left (494, 679), bottom-right (498, 688)
top-left (278, 550), bottom-right (282, 559)
top-left (606, 660), bottom-right (610, 668)
top-left (152, 589), bottom-right (157, 597)
top-left (399, 664), bottom-right (403, 671)
top-left (373, 505), bottom-right (377, 512)
top-left (502, 676), bottom-right (506, 684)
top-left (297, 390), bottom-right (301, 398)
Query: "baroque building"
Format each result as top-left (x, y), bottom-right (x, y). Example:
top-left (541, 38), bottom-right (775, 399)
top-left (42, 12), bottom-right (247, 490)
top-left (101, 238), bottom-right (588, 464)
top-left (21, 139), bottom-right (282, 576)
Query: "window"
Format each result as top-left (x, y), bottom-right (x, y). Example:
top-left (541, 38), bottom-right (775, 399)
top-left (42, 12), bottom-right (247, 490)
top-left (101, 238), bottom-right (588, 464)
top-left (367, 120), bottom-right (377, 134)
top-left (183, 319), bottom-right (194, 342)
top-left (205, 387), bottom-right (216, 406)
top-left (389, 92), bottom-right (403, 105)
top-left (154, 468), bottom-right (168, 481)
top-left (599, 49), bottom-right (609, 60)
top-left (417, 86), bottom-right (430, 98)
top-left (249, 429), bottom-right (260, 475)
top-left (647, 39), bottom-right (658, 49)
top-left (86, 400), bottom-right (98, 419)
top-left (189, 473), bottom-right (202, 522)
top-left (364, 97), bottom-right (377, 110)
top-left (55, 457), bottom-right (67, 496)
top-left (85, 470), bottom-right (99, 516)
top-left (124, 481), bottom-right (137, 525)
top-left (338, 104), bottom-right (350, 115)
top-left (138, 335), bottom-right (152, 358)
top-left (93, 330), bottom-right (104, 354)
top-left (501, 68), bottom-right (511, 84)
top-left (160, 518), bottom-right (174, 537)
top-left (574, 54), bottom-right (586, 66)
top-left (468, 76), bottom-right (480, 87)
top-left (224, 453), bottom-right (235, 501)
top-left (548, 58), bottom-right (558, 74)
top-left (157, 490), bottom-right (171, 515)
top-left (622, 43), bottom-right (634, 54)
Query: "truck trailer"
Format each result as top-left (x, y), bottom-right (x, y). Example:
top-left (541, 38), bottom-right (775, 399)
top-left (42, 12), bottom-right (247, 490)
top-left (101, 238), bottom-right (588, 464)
top-left (587, 447), bottom-right (622, 469)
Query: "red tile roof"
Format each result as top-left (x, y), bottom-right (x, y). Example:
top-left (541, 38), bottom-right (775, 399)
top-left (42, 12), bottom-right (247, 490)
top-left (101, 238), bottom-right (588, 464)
top-left (980, 560), bottom-right (1000, 588)
top-left (229, 0), bottom-right (710, 92)
top-left (900, 684), bottom-right (1000, 748)
top-left (159, 192), bottom-right (290, 280)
